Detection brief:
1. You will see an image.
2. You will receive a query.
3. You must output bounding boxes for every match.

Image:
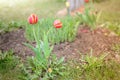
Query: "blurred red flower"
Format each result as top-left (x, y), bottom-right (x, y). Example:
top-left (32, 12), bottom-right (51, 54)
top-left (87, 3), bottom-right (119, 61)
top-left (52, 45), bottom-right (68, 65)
top-left (28, 14), bottom-right (38, 24)
top-left (84, 0), bottom-right (89, 3)
top-left (53, 20), bottom-right (62, 28)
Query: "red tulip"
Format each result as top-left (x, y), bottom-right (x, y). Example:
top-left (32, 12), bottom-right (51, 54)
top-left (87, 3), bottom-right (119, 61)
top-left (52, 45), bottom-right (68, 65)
top-left (84, 0), bottom-right (89, 3)
top-left (53, 20), bottom-right (62, 28)
top-left (28, 14), bottom-right (38, 24)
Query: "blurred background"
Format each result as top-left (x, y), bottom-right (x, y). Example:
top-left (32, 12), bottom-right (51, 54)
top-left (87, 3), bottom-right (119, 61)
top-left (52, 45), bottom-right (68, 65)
top-left (0, 0), bottom-right (64, 23)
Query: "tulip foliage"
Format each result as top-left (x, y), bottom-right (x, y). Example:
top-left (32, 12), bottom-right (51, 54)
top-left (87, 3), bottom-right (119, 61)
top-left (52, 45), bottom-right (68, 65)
top-left (77, 8), bottom-right (101, 30)
top-left (24, 33), bottom-right (65, 79)
top-left (26, 17), bottom-right (79, 44)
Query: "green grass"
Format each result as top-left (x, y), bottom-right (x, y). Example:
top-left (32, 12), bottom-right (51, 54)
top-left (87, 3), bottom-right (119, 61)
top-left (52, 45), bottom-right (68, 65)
top-left (105, 22), bottom-right (120, 36)
top-left (0, 51), bottom-right (120, 80)
top-left (57, 56), bottom-right (120, 80)
top-left (0, 0), bottom-right (64, 23)
top-left (0, 67), bottom-right (24, 80)
top-left (93, 0), bottom-right (120, 35)
top-left (94, 0), bottom-right (120, 23)
top-left (112, 43), bottom-right (120, 55)
top-left (0, 51), bottom-right (24, 80)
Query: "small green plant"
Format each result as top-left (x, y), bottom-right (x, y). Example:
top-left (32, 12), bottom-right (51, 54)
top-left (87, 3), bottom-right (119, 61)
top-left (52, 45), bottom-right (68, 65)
top-left (80, 50), bottom-right (108, 71)
top-left (112, 44), bottom-right (120, 55)
top-left (24, 33), bottom-right (65, 80)
top-left (8, 21), bottom-right (21, 28)
top-left (77, 7), bottom-right (101, 30)
top-left (0, 51), bottom-right (27, 80)
top-left (0, 50), bottom-right (18, 72)
top-left (106, 22), bottom-right (120, 36)
top-left (0, 20), bottom-right (23, 33)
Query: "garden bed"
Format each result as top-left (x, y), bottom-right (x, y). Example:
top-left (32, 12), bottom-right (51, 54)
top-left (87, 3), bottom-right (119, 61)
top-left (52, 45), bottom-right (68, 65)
top-left (0, 27), bottom-right (120, 62)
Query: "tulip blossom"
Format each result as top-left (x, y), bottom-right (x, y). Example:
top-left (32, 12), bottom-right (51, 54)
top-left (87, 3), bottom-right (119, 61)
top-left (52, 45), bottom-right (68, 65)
top-left (28, 14), bottom-right (38, 24)
top-left (84, 0), bottom-right (89, 3)
top-left (53, 20), bottom-right (62, 28)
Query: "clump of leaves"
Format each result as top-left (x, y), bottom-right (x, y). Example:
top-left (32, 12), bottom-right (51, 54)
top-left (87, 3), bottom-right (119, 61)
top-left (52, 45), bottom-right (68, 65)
top-left (0, 50), bottom-right (18, 72)
top-left (80, 50), bottom-right (107, 71)
top-left (0, 51), bottom-right (27, 80)
top-left (106, 22), bottom-right (120, 36)
top-left (112, 43), bottom-right (120, 55)
top-left (0, 20), bottom-right (23, 33)
top-left (24, 33), bottom-right (65, 80)
top-left (23, 54), bottom-right (65, 80)
top-left (77, 7), bottom-right (101, 30)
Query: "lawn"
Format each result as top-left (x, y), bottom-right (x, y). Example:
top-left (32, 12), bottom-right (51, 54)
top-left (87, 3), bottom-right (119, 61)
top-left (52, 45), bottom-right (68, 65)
top-left (0, 0), bottom-right (64, 23)
top-left (94, 0), bottom-right (120, 23)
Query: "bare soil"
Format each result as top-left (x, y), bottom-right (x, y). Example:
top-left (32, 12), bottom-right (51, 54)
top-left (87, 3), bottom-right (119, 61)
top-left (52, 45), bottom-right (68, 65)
top-left (0, 27), bottom-right (120, 61)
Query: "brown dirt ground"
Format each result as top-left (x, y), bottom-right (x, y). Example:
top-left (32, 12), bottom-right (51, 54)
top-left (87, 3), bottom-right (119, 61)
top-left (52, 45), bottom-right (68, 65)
top-left (0, 27), bottom-right (120, 62)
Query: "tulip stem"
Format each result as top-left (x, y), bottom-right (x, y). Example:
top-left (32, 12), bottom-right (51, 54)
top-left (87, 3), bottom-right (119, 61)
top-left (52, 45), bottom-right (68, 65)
top-left (32, 26), bottom-right (41, 52)
top-left (32, 27), bottom-right (37, 42)
top-left (46, 27), bottom-right (53, 36)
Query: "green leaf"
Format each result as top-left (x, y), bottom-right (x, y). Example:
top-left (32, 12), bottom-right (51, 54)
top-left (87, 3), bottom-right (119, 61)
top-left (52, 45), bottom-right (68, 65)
top-left (23, 43), bottom-right (44, 63)
top-left (57, 57), bottom-right (64, 65)
top-left (96, 11), bottom-right (102, 23)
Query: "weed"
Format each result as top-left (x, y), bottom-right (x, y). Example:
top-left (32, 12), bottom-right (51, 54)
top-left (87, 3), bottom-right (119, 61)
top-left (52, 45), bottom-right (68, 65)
top-left (0, 50), bottom-right (24, 80)
top-left (0, 20), bottom-right (23, 33)
top-left (112, 44), bottom-right (120, 55)
top-left (106, 22), bottom-right (120, 36)
top-left (0, 50), bottom-right (18, 72)
top-left (57, 51), bottom-right (120, 80)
